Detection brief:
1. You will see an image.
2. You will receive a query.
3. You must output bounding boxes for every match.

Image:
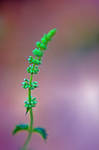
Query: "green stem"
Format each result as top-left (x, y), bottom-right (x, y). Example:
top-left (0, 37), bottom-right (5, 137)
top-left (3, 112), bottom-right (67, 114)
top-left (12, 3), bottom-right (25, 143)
top-left (30, 108), bottom-right (33, 129)
top-left (21, 131), bottom-right (32, 150)
top-left (28, 74), bottom-right (33, 103)
top-left (21, 74), bottom-right (34, 150)
top-left (21, 109), bottom-right (33, 150)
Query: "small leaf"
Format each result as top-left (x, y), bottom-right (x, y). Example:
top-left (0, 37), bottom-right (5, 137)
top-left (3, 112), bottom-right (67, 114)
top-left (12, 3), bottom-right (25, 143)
top-left (33, 127), bottom-right (48, 140)
top-left (12, 124), bottom-right (29, 135)
top-left (25, 107), bottom-right (31, 115)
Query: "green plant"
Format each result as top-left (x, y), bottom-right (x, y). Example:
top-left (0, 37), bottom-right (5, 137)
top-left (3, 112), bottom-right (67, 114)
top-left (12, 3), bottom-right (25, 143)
top-left (12, 28), bottom-right (56, 150)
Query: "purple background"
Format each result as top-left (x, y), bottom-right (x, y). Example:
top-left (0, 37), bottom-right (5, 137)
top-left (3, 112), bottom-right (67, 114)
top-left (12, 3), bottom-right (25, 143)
top-left (0, 0), bottom-right (99, 150)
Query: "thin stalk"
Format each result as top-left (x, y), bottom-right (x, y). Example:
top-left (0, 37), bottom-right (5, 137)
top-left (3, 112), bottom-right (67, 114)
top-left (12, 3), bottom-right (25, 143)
top-left (21, 130), bottom-right (32, 150)
top-left (21, 73), bottom-right (34, 150)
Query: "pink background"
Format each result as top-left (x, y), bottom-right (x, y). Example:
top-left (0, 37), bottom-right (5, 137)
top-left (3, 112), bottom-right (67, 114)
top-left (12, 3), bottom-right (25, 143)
top-left (0, 0), bottom-right (99, 150)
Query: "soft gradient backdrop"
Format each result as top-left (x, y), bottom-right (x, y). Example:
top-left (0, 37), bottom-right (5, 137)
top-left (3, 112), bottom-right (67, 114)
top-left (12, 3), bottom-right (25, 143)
top-left (0, 0), bottom-right (99, 150)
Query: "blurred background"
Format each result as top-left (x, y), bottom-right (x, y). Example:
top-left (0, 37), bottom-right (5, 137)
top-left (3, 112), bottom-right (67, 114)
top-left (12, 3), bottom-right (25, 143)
top-left (0, 0), bottom-right (99, 150)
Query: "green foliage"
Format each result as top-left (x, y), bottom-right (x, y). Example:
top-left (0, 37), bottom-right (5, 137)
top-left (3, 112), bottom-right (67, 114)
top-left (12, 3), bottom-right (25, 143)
top-left (33, 127), bottom-right (48, 140)
top-left (12, 124), bottom-right (29, 135)
top-left (13, 28), bottom-right (56, 150)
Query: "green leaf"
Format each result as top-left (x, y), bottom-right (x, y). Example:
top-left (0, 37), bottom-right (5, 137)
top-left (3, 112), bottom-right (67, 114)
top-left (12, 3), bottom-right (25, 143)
top-left (33, 127), bottom-right (48, 140)
top-left (25, 107), bottom-right (31, 115)
top-left (12, 124), bottom-right (29, 135)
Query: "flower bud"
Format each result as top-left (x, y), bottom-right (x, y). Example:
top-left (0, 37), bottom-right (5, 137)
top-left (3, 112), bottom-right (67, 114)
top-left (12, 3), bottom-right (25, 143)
top-left (36, 41), bottom-right (41, 48)
top-left (33, 81), bottom-right (38, 84)
top-left (33, 66), bottom-right (40, 74)
top-left (24, 78), bottom-right (29, 82)
top-left (32, 58), bottom-right (41, 65)
top-left (22, 82), bottom-right (29, 89)
top-left (40, 43), bottom-right (47, 50)
top-left (32, 48), bottom-right (44, 57)
top-left (31, 97), bottom-right (36, 101)
top-left (27, 65), bottom-right (33, 74)
top-left (47, 28), bottom-right (56, 41)
top-left (28, 56), bottom-right (33, 64)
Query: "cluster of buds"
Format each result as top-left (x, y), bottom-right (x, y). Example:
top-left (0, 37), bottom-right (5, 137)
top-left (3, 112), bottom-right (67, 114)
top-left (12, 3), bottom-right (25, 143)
top-left (36, 28), bottom-right (56, 50)
top-left (28, 56), bottom-right (42, 65)
top-left (27, 65), bottom-right (39, 74)
top-left (22, 79), bottom-right (38, 90)
top-left (22, 78), bottom-right (29, 89)
top-left (30, 81), bottom-right (38, 90)
top-left (24, 97), bottom-right (38, 108)
top-left (22, 28), bottom-right (56, 110)
top-left (27, 28), bottom-right (56, 75)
